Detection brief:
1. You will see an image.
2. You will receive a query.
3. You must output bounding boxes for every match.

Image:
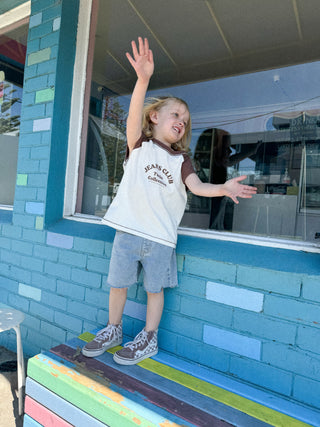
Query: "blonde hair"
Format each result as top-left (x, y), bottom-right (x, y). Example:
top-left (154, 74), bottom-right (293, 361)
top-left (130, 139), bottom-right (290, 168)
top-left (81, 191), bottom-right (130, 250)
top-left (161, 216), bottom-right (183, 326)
top-left (142, 96), bottom-right (192, 151)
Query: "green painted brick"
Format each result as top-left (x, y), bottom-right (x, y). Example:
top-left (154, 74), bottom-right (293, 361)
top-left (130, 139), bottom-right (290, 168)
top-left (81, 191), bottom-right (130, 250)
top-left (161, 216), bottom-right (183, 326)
top-left (28, 48), bottom-right (51, 66)
top-left (35, 216), bottom-right (44, 230)
top-left (35, 87), bottom-right (55, 103)
top-left (16, 174), bottom-right (28, 186)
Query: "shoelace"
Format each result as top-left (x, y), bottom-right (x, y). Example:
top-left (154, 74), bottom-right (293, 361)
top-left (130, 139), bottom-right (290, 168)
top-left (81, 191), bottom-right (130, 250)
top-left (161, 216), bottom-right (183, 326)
top-left (124, 330), bottom-right (148, 349)
top-left (95, 325), bottom-right (118, 342)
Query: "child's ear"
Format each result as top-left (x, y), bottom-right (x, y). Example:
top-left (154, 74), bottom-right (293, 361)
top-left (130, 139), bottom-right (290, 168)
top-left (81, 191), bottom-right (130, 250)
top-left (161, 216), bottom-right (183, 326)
top-left (149, 110), bottom-right (158, 124)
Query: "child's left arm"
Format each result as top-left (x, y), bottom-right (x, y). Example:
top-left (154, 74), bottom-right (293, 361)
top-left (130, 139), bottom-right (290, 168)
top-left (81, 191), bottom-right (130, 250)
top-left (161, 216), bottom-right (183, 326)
top-left (185, 173), bottom-right (257, 204)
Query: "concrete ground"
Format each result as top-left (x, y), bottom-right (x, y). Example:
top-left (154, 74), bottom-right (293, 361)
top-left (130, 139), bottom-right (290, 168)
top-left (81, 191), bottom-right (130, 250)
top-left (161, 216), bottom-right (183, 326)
top-left (0, 346), bottom-right (24, 427)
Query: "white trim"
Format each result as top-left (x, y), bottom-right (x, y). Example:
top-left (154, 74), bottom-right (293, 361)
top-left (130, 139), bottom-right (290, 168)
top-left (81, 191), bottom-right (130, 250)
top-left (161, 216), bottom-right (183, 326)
top-left (64, 214), bottom-right (320, 253)
top-left (0, 1), bottom-right (31, 31)
top-left (64, 0), bottom-right (93, 216)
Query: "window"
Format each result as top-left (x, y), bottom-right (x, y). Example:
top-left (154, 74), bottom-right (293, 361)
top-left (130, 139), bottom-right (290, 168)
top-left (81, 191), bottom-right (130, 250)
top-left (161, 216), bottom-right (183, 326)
top-left (76, 0), bottom-right (320, 245)
top-left (0, 18), bottom-right (28, 206)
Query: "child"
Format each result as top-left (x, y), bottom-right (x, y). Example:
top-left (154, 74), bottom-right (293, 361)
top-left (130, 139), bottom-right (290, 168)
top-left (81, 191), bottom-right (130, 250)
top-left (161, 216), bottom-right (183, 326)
top-left (82, 37), bottom-right (257, 365)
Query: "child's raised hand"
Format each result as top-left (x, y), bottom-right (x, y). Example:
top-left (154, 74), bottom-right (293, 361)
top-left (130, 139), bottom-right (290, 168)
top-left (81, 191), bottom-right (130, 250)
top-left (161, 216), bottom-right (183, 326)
top-left (223, 176), bottom-right (257, 204)
top-left (126, 37), bottom-right (154, 82)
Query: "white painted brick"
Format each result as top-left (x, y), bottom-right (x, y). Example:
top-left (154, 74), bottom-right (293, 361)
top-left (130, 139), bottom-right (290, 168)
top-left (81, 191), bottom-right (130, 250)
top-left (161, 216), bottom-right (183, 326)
top-left (53, 17), bottom-right (61, 31)
top-left (123, 300), bottom-right (146, 321)
top-left (203, 324), bottom-right (261, 360)
top-left (19, 283), bottom-right (41, 301)
top-left (33, 118), bottom-right (51, 132)
top-left (206, 281), bottom-right (264, 312)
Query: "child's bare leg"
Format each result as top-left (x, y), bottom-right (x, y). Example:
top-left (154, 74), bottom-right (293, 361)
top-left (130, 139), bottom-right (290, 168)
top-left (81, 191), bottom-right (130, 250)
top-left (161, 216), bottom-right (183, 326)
top-left (108, 287), bottom-right (127, 324)
top-left (145, 289), bottom-right (164, 331)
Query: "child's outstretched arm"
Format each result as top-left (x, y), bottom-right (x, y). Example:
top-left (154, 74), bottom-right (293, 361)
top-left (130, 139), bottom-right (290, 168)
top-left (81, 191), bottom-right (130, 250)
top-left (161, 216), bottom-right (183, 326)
top-left (185, 173), bottom-right (257, 204)
top-left (126, 37), bottom-right (154, 152)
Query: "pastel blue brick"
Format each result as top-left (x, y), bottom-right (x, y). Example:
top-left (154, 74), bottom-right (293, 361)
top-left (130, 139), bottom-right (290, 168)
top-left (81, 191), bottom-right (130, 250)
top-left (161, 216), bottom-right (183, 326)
top-left (32, 272), bottom-right (56, 292)
top-left (294, 376), bottom-right (320, 409)
top-left (40, 32), bottom-right (60, 49)
top-left (297, 325), bottom-right (320, 354)
top-left (0, 237), bottom-right (11, 250)
top-left (87, 256), bottom-right (109, 274)
top-left (28, 173), bottom-right (47, 187)
top-left (47, 231), bottom-right (73, 249)
top-left (123, 299), bottom-right (146, 321)
top-left (37, 59), bottom-right (57, 75)
top-left (17, 159), bottom-right (40, 174)
top-left (161, 312), bottom-right (203, 341)
top-left (11, 240), bottom-right (33, 255)
top-left (85, 288), bottom-right (108, 307)
top-left (36, 188), bottom-right (46, 201)
top-left (14, 187), bottom-right (37, 201)
top-left (31, 146), bottom-right (50, 159)
top-left (184, 256), bottom-right (236, 283)
top-left (263, 342), bottom-right (320, 381)
top-left (41, 291), bottom-right (67, 310)
top-left (45, 261), bottom-right (71, 280)
top-left (57, 280), bottom-right (85, 300)
top-left (180, 295), bottom-right (233, 327)
top-left (45, 102), bottom-right (53, 116)
top-left (68, 300), bottom-right (97, 322)
top-left (18, 283), bottom-right (41, 301)
top-left (25, 75), bottom-right (48, 92)
top-left (29, 300), bottom-right (54, 322)
top-left (40, 320), bottom-right (66, 343)
top-left (18, 132), bottom-right (42, 147)
top-left (25, 202), bottom-right (45, 215)
top-left (7, 293), bottom-right (29, 312)
top-left (71, 268), bottom-right (101, 288)
top-left (264, 295), bottom-right (320, 325)
top-left (39, 159), bottom-right (50, 172)
top-left (0, 277), bottom-right (18, 292)
top-left (29, 12), bottom-right (42, 28)
top-left (237, 265), bottom-right (302, 297)
top-left (203, 324), bottom-right (262, 360)
top-left (21, 255), bottom-right (44, 272)
top-left (13, 201), bottom-right (26, 214)
top-left (206, 281), bottom-right (264, 312)
top-left (179, 274), bottom-right (206, 298)
top-left (1, 224), bottom-right (22, 239)
top-left (22, 103), bottom-right (45, 119)
top-left (19, 119), bottom-right (34, 133)
top-left (48, 72), bottom-right (57, 85)
top-left (33, 117), bottom-right (51, 132)
top-left (21, 92), bottom-right (35, 106)
top-left (74, 237), bottom-right (105, 256)
top-left (230, 356), bottom-right (292, 396)
top-left (22, 229), bottom-right (46, 244)
top-left (303, 275), bottom-right (320, 303)
top-left (233, 311), bottom-right (296, 344)
top-left (59, 250), bottom-right (87, 268)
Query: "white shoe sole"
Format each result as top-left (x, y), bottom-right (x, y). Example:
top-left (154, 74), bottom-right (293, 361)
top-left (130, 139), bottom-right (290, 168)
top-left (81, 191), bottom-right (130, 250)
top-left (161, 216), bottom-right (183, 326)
top-left (81, 338), bottom-right (122, 358)
top-left (113, 348), bottom-right (158, 365)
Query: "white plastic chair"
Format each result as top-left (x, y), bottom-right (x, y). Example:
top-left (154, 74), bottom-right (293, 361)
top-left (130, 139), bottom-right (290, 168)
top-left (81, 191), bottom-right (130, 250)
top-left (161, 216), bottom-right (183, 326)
top-left (0, 304), bottom-right (25, 415)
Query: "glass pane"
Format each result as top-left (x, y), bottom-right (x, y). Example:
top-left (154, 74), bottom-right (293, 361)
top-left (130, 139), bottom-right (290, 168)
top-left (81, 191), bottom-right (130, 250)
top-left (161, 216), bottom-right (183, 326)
top-left (0, 23), bottom-right (28, 206)
top-left (80, 1), bottom-right (320, 244)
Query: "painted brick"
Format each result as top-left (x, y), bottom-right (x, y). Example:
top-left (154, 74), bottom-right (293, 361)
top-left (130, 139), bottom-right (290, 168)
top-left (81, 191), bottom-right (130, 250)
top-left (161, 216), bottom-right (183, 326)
top-left (21, 255), bottom-right (44, 272)
top-left (42, 3), bottom-right (61, 21)
top-left (124, 300), bottom-right (146, 321)
top-left (294, 376), bottom-right (320, 409)
top-left (54, 311), bottom-right (82, 333)
top-left (237, 265), bottom-right (302, 297)
top-left (19, 119), bottom-right (34, 133)
top-left (14, 187), bottom-right (37, 201)
top-left (85, 288), bottom-right (108, 307)
top-left (71, 268), bottom-right (101, 288)
top-left (11, 240), bottom-right (33, 256)
top-left (26, 40), bottom-right (40, 55)
top-left (25, 202), bottom-right (45, 215)
top-left (180, 295), bottom-right (233, 327)
top-left (0, 277), bottom-right (18, 292)
top-left (45, 261), bottom-right (71, 280)
top-left (32, 0), bottom-right (58, 14)
top-left (32, 272), bottom-right (56, 292)
top-left (203, 324), bottom-right (262, 360)
top-left (303, 275), bottom-right (320, 303)
top-left (158, 329), bottom-right (178, 354)
top-left (40, 320), bottom-right (66, 343)
top-left (48, 71), bottom-right (57, 85)
top-left (263, 342), bottom-right (320, 381)
top-left (40, 32), bottom-right (59, 49)
top-left (68, 300), bottom-right (97, 322)
top-left (74, 237), bottom-right (105, 255)
top-left (23, 313), bottom-right (41, 332)
top-left (161, 312), bottom-right (202, 341)
top-left (230, 356), bottom-right (292, 396)
top-left (33, 117), bottom-right (51, 132)
top-left (29, 12), bottom-right (42, 28)
top-left (30, 147), bottom-right (50, 162)
top-left (16, 174), bottom-right (28, 186)
top-left (29, 300), bottom-right (53, 322)
top-left (47, 232), bottom-right (73, 249)
top-left (25, 75), bottom-right (48, 92)
top-left (233, 311), bottom-right (296, 344)
top-left (97, 309), bottom-right (108, 327)
top-left (1, 249), bottom-right (21, 266)
top-left (206, 281), bottom-right (264, 312)
top-left (0, 237), bottom-right (11, 250)
top-left (18, 283), bottom-right (41, 301)
top-left (185, 256), bottom-right (236, 283)
top-left (18, 132), bottom-right (42, 147)
top-left (178, 274), bottom-right (206, 297)
top-left (13, 201), bottom-right (25, 215)
top-left (29, 22), bottom-right (54, 40)
top-left (1, 224), bottom-right (22, 239)
top-left (163, 292), bottom-right (180, 312)
top-left (176, 254), bottom-right (184, 272)
top-left (22, 229), bottom-right (46, 244)
top-left (36, 188), bottom-right (46, 201)
top-left (35, 217), bottom-right (44, 230)
top-left (104, 241), bottom-right (113, 257)
top-left (22, 103), bottom-right (45, 119)
top-left (57, 280), bottom-right (85, 300)
top-left (42, 291), bottom-right (67, 310)
top-left (27, 328), bottom-right (53, 350)
top-left (58, 250), bottom-right (87, 268)
top-left (37, 59), bottom-right (57, 75)
top-left (10, 266), bottom-right (32, 284)
top-left (39, 159), bottom-right (50, 172)
top-left (53, 17), bottom-right (61, 31)
top-left (297, 325), bottom-right (320, 354)
top-left (35, 87), bottom-right (55, 103)
top-left (264, 294), bottom-right (320, 325)
top-left (19, 147), bottom-right (31, 160)
top-left (87, 256), bottom-right (109, 274)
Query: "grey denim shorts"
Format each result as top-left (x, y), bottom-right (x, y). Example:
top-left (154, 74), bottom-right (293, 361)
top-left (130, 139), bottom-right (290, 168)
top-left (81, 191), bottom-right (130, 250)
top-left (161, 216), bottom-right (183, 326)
top-left (107, 231), bottom-right (178, 293)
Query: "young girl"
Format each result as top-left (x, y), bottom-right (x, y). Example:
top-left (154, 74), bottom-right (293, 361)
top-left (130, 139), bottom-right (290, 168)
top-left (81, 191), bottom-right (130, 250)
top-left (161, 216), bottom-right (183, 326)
top-left (82, 38), bottom-right (257, 365)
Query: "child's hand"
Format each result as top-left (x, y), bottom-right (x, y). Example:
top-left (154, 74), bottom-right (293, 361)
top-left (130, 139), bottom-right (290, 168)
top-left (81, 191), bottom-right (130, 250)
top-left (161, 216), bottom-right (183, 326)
top-left (223, 176), bottom-right (257, 204)
top-left (126, 37), bottom-right (154, 82)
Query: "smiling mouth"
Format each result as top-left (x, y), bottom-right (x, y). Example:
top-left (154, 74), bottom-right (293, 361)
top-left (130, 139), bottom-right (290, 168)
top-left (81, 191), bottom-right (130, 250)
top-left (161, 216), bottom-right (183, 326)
top-left (173, 126), bottom-right (180, 134)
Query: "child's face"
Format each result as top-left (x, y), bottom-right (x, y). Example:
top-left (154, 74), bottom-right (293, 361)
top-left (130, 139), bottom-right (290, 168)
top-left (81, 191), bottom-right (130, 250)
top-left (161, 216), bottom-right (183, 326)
top-left (150, 100), bottom-right (190, 147)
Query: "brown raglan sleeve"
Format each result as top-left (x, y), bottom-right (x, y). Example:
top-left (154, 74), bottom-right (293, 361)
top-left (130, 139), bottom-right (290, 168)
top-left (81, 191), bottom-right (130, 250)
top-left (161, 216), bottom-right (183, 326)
top-left (181, 154), bottom-right (195, 185)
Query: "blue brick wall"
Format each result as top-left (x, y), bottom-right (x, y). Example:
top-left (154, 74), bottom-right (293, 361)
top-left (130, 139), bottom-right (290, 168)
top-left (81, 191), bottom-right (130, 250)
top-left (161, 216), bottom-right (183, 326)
top-left (0, 0), bottom-right (320, 414)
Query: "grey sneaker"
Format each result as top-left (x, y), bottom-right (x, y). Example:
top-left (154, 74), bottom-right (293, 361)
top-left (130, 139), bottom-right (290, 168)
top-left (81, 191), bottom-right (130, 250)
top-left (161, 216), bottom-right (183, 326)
top-left (82, 323), bottom-right (122, 357)
top-left (113, 328), bottom-right (158, 365)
